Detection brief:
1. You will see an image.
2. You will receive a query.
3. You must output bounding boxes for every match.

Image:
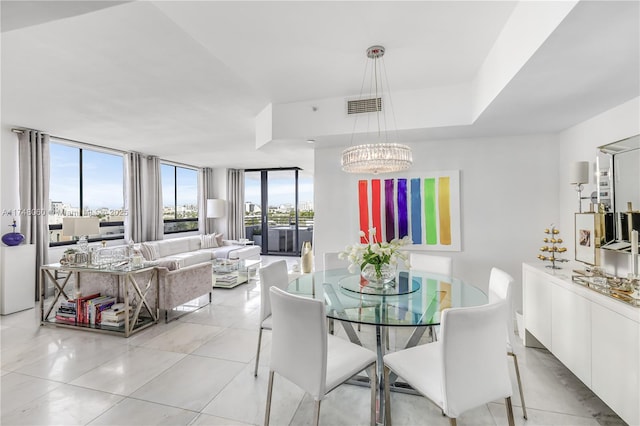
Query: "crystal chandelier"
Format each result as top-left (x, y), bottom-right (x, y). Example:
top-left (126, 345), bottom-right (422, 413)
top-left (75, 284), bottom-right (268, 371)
top-left (341, 46), bottom-right (413, 174)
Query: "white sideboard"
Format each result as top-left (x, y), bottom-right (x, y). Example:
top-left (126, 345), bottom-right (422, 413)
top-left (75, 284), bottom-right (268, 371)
top-left (522, 262), bottom-right (639, 426)
top-left (0, 244), bottom-right (36, 315)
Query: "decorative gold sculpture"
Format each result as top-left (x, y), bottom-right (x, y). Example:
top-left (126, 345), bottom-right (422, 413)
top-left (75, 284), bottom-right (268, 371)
top-left (538, 225), bottom-right (569, 269)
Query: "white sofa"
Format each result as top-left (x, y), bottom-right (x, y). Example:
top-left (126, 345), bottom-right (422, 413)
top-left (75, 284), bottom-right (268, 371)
top-left (139, 236), bottom-right (260, 270)
top-left (139, 236), bottom-right (260, 320)
top-left (77, 236), bottom-right (261, 323)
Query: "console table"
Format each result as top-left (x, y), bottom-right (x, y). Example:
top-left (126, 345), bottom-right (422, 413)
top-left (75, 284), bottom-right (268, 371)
top-left (522, 262), bottom-right (639, 425)
top-left (40, 263), bottom-right (159, 337)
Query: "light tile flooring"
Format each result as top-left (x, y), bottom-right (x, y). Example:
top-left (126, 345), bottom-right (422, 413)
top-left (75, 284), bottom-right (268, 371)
top-left (0, 256), bottom-right (626, 426)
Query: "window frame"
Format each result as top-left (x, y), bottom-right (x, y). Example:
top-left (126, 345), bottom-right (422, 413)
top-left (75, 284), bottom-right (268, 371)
top-left (48, 141), bottom-right (125, 247)
top-left (161, 162), bottom-right (199, 235)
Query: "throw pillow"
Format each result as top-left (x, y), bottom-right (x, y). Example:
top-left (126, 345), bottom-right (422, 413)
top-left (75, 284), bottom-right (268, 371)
top-left (140, 243), bottom-right (158, 261)
top-left (214, 233), bottom-right (224, 247)
top-left (201, 233), bottom-right (218, 249)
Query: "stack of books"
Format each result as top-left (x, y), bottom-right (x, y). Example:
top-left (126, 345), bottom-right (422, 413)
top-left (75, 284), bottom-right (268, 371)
top-left (215, 274), bottom-right (237, 284)
top-left (99, 303), bottom-right (132, 328)
top-left (87, 295), bottom-right (117, 325)
top-left (55, 300), bottom-right (77, 324)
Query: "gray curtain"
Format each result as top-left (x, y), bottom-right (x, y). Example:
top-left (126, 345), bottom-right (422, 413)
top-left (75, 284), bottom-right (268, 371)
top-left (124, 153), bottom-right (163, 242)
top-left (227, 168), bottom-right (245, 240)
top-left (198, 167), bottom-right (215, 235)
top-left (18, 130), bottom-right (50, 299)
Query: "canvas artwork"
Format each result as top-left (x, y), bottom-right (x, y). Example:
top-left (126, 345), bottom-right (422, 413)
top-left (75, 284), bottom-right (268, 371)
top-left (357, 170), bottom-right (461, 251)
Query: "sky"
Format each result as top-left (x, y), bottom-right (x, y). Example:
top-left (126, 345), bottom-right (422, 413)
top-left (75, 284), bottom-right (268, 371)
top-left (244, 170), bottom-right (313, 207)
top-left (50, 142), bottom-right (312, 212)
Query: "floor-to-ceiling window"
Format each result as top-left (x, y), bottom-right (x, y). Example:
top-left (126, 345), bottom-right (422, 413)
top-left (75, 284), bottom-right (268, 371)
top-left (244, 168), bottom-right (313, 255)
top-left (48, 141), bottom-right (125, 246)
top-left (160, 163), bottom-right (198, 234)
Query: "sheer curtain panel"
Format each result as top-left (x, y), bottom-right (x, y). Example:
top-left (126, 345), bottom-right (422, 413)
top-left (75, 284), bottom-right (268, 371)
top-left (124, 153), bottom-right (163, 242)
top-left (199, 167), bottom-right (215, 235)
top-left (227, 168), bottom-right (245, 240)
top-left (18, 130), bottom-right (50, 299)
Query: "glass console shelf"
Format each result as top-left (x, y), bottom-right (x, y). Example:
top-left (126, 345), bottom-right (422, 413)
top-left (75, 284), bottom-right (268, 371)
top-left (571, 271), bottom-right (640, 307)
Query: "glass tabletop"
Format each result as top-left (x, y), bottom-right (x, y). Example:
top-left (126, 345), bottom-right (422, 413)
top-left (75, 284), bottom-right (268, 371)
top-left (287, 268), bottom-right (487, 327)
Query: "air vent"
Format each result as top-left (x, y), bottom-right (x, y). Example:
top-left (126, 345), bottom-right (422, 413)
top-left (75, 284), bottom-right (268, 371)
top-left (347, 97), bottom-right (382, 115)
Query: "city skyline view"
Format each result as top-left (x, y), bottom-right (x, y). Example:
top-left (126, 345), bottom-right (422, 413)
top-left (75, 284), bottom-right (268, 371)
top-left (50, 143), bottom-right (313, 216)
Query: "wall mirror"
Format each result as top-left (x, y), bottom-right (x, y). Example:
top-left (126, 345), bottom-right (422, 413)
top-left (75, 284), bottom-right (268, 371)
top-left (597, 134), bottom-right (640, 251)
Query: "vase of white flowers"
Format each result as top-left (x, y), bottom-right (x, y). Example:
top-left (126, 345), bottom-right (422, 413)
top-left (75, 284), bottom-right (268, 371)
top-left (339, 228), bottom-right (411, 288)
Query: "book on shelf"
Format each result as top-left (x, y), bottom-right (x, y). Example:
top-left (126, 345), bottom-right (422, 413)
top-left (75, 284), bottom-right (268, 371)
top-left (215, 274), bottom-right (237, 283)
top-left (76, 293), bottom-right (100, 324)
top-left (100, 305), bottom-right (132, 326)
top-left (99, 319), bottom-right (125, 328)
top-left (54, 315), bottom-right (77, 324)
top-left (87, 296), bottom-right (117, 325)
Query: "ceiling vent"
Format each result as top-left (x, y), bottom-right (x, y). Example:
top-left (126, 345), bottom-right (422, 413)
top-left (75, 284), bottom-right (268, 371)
top-left (347, 97), bottom-right (382, 115)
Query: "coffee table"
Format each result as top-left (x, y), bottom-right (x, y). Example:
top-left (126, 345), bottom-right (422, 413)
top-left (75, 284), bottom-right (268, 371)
top-left (212, 258), bottom-right (261, 288)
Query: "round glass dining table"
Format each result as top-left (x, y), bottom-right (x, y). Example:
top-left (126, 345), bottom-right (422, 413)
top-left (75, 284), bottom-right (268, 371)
top-left (286, 268), bottom-right (487, 424)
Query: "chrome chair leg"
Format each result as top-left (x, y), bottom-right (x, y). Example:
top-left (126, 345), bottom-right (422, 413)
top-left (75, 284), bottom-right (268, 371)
top-left (264, 370), bottom-right (274, 426)
top-left (254, 328), bottom-right (263, 377)
top-left (313, 400), bottom-right (321, 426)
top-left (509, 351), bottom-right (528, 419)
top-left (505, 396), bottom-right (515, 426)
top-left (369, 364), bottom-right (377, 426)
top-left (384, 366), bottom-right (392, 426)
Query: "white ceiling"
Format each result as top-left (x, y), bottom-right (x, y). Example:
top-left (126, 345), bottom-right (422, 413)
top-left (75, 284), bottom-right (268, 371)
top-left (2, 1), bottom-right (639, 174)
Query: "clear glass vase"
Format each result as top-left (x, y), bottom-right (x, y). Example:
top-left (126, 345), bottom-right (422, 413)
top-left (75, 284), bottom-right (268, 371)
top-left (361, 263), bottom-right (395, 288)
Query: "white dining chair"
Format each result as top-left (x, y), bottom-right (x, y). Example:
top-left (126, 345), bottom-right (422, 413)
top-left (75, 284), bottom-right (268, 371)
top-left (323, 252), bottom-right (350, 270)
top-left (408, 253), bottom-right (453, 276)
top-left (408, 252), bottom-right (452, 342)
top-left (253, 259), bottom-right (289, 377)
top-left (488, 267), bottom-right (528, 419)
top-left (264, 287), bottom-right (377, 426)
top-left (383, 301), bottom-right (515, 426)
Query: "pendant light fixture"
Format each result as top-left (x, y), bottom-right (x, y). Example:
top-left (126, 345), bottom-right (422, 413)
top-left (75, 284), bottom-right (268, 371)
top-left (341, 45), bottom-right (413, 174)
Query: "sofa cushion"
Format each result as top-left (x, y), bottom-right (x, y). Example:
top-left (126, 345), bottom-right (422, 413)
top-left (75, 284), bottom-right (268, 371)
top-left (156, 238), bottom-right (193, 258)
top-left (140, 242), bottom-right (159, 260)
top-left (188, 237), bottom-right (202, 252)
top-left (228, 245), bottom-right (261, 260)
top-left (166, 251), bottom-right (213, 268)
top-left (215, 233), bottom-right (224, 247)
top-left (157, 258), bottom-right (183, 271)
top-left (201, 234), bottom-right (219, 249)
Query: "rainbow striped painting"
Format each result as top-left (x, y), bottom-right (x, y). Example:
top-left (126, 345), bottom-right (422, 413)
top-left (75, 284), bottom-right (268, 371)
top-left (357, 170), bottom-right (461, 251)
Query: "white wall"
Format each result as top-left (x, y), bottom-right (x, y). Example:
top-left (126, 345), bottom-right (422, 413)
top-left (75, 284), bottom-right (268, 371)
top-left (314, 133), bottom-right (559, 311)
top-left (0, 127), bottom-right (21, 231)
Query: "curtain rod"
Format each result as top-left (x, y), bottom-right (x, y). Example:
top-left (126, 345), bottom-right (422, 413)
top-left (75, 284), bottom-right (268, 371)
top-left (12, 128), bottom-right (203, 170)
top-left (12, 128), bottom-right (128, 155)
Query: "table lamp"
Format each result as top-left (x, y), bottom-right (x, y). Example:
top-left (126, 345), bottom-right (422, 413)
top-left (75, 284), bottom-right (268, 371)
top-left (569, 161), bottom-right (589, 213)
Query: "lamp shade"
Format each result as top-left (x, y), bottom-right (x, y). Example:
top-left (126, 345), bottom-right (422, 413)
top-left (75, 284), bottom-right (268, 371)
top-left (206, 199), bottom-right (226, 218)
top-left (569, 161), bottom-right (589, 185)
top-left (62, 217), bottom-right (100, 237)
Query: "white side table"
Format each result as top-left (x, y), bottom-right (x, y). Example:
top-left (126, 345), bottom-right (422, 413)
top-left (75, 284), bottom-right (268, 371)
top-left (1, 244), bottom-right (36, 315)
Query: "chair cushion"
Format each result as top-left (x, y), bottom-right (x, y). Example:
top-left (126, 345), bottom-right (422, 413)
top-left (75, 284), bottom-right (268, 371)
top-left (325, 335), bottom-right (376, 393)
top-left (384, 341), bottom-right (444, 409)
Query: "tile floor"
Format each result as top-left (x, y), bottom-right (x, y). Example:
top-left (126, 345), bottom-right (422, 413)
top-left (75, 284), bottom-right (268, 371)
top-left (0, 256), bottom-right (626, 426)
